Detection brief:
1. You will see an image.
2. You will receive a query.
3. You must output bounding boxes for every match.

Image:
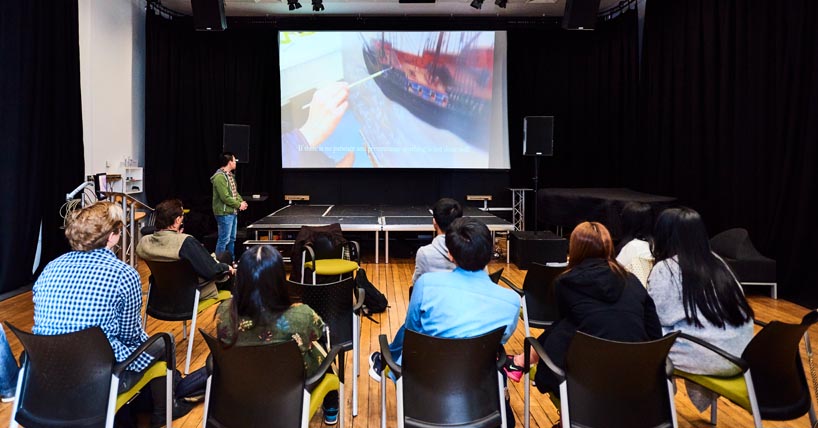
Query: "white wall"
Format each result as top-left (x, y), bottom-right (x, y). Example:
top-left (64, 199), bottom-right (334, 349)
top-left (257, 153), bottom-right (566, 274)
top-left (79, 0), bottom-right (146, 181)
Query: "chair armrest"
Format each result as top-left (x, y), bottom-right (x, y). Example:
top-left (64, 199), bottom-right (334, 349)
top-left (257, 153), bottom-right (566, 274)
top-left (499, 277), bottom-right (523, 296)
top-left (525, 336), bottom-right (563, 379)
top-left (676, 332), bottom-right (749, 372)
top-left (379, 334), bottom-right (401, 379)
top-left (306, 344), bottom-right (344, 391)
top-left (352, 287), bottom-right (365, 313)
top-left (113, 332), bottom-right (175, 376)
top-left (496, 345), bottom-right (508, 371)
top-left (303, 245), bottom-right (316, 265)
top-left (753, 319), bottom-right (769, 327)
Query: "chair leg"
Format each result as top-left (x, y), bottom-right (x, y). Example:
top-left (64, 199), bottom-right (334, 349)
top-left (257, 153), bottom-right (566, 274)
top-left (772, 283), bottom-right (778, 299)
top-left (498, 372), bottom-right (507, 428)
top-left (182, 321), bottom-right (188, 341)
top-left (396, 378), bottom-right (404, 428)
top-left (301, 390), bottom-right (311, 428)
top-left (105, 374), bottom-right (119, 428)
top-left (380, 373), bottom-right (387, 428)
top-left (744, 371), bottom-right (763, 428)
top-left (709, 396), bottom-right (717, 425)
top-left (809, 402), bottom-right (817, 427)
top-left (185, 292), bottom-right (200, 375)
top-left (8, 364), bottom-right (23, 428)
top-left (202, 376), bottom-right (212, 428)
top-left (339, 381), bottom-right (346, 428)
top-left (667, 379), bottom-right (679, 428)
top-left (165, 368), bottom-right (173, 428)
top-left (353, 315), bottom-right (360, 417)
top-left (524, 371), bottom-right (530, 428)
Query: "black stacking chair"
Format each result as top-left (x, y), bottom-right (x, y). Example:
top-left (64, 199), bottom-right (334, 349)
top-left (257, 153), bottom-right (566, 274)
top-left (710, 228), bottom-right (777, 298)
top-left (500, 261), bottom-right (566, 428)
top-left (143, 259), bottom-right (231, 374)
top-left (287, 277), bottom-right (364, 419)
top-left (673, 311), bottom-right (818, 428)
top-left (200, 332), bottom-right (342, 428)
top-left (525, 331), bottom-right (679, 428)
top-left (378, 327), bottom-right (508, 428)
top-left (6, 322), bottom-right (175, 428)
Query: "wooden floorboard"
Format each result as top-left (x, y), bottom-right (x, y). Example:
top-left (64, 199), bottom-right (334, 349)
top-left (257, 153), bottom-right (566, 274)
top-left (1, 257), bottom-right (816, 428)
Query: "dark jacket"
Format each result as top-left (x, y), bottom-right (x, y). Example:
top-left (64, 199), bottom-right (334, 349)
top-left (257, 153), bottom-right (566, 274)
top-left (535, 257), bottom-right (661, 393)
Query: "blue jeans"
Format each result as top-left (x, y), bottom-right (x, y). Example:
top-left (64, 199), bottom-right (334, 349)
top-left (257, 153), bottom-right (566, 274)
top-left (0, 326), bottom-right (19, 397)
top-left (215, 214), bottom-right (237, 260)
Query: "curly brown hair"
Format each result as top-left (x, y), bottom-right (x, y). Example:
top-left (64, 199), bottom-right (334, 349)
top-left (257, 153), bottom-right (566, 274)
top-left (64, 201), bottom-right (124, 251)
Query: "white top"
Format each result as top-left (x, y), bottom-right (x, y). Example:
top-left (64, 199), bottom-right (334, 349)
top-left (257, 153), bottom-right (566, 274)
top-left (616, 239), bottom-right (654, 286)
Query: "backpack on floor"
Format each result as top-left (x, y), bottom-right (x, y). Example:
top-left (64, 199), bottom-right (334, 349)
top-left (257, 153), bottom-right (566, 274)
top-left (356, 268), bottom-right (388, 316)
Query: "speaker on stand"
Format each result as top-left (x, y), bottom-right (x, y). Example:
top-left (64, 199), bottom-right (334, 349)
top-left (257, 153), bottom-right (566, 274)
top-left (523, 116), bottom-right (554, 233)
top-left (562, 0), bottom-right (602, 30)
top-left (191, 0), bottom-right (227, 31)
top-left (223, 124), bottom-right (250, 163)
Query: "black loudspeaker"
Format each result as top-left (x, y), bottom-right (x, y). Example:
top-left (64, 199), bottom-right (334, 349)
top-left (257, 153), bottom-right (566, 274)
top-left (509, 231), bottom-right (569, 270)
top-left (562, 0), bottom-right (601, 30)
top-left (523, 116), bottom-right (554, 156)
top-left (223, 124), bottom-right (250, 163)
top-left (191, 0), bottom-right (226, 32)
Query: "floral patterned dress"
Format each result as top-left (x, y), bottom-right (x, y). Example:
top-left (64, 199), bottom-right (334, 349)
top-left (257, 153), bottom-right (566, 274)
top-left (216, 301), bottom-right (327, 376)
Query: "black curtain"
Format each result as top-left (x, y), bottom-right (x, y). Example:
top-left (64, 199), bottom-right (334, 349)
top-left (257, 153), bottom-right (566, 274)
top-left (0, 2), bottom-right (85, 293)
top-left (508, 9), bottom-right (640, 224)
top-left (145, 13), bottom-right (282, 232)
top-left (637, 0), bottom-right (818, 304)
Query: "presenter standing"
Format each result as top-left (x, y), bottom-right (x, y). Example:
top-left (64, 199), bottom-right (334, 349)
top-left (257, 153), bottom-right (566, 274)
top-left (211, 152), bottom-right (247, 260)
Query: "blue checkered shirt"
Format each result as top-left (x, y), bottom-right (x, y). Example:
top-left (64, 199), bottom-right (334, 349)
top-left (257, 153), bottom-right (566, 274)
top-left (33, 248), bottom-right (153, 371)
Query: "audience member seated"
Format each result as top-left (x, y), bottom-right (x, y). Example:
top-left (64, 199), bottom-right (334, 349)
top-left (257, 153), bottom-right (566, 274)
top-left (383, 198), bottom-right (463, 364)
top-left (32, 201), bottom-right (192, 426)
top-left (215, 245), bottom-right (340, 425)
top-left (137, 199), bottom-right (234, 299)
top-left (615, 201), bottom-right (655, 286)
top-left (647, 207), bottom-right (754, 411)
top-left (368, 218), bottom-right (521, 425)
top-left (507, 221), bottom-right (661, 397)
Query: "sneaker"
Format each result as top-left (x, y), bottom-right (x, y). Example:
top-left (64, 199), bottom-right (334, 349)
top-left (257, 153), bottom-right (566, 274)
top-left (0, 395), bottom-right (14, 403)
top-left (323, 407), bottom-right (339, 425)
top-left (368, 351), bottom-right (384, 382)
top-left (503, 355), bottom-right (524, 383)
top-left (151, 399), bottom-right (195, 428)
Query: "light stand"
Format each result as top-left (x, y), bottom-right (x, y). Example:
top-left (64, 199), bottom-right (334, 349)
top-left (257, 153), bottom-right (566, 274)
top-left (532, 156), bottom-right (541, 232)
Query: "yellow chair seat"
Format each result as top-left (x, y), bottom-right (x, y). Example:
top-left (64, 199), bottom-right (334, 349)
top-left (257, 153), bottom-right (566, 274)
top-left (308, 373), bottom-right (341, 419)
top-left (304, 260), bottom-right (359, 276)
top-left (198, 290), bottom-right (232, 313)
top-left (116, 361), bottom-right (167, 410)
top-left (674, 369), bottom-right (751, 411)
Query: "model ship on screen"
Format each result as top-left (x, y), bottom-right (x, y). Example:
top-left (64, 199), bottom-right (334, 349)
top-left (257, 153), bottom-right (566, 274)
top-left (362, 32), bottom-right (493, 140)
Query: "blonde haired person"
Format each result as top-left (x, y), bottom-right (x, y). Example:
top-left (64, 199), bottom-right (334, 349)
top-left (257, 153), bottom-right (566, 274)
top-left (34, 201), bottom-right (192, 426)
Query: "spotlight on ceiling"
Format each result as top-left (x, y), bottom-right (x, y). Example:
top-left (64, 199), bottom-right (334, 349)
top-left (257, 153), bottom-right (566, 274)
top-left (312, 0), bottom-right (324, 10)
top-left (287, 0), bottom-right (302, 10)
top-left (470, 0), bottom-right (484, 9)
top-left (494, 0), bottom-right (507, 7)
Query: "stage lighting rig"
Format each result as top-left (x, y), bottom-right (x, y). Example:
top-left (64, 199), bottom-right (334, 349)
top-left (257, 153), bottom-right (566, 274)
top-left (287, 0), bottom-right (302, 10)
top-left (312, 0), bottom-right (324, 11)
top-left (470, 0), bottom-right (484, 9)
top-left (495, 0), bottom-right (507, 7)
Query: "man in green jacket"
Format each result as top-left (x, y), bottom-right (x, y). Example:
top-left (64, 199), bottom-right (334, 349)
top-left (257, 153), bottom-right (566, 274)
top-left (211, 152), bottom-right (247, 260)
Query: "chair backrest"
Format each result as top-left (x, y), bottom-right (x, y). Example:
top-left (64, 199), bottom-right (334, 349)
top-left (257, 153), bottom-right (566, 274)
top-left (144, 259), bottom-right (200, 321)
top-left (710, 228), bottom-right (763, 260)
top-left (202, 332), bottom-right (306, 428)
top-left (287, 277), bottom-right (357, 348)
top-left (523, 262), bottom-right (566, 326)
top-left (563, 331), bottom-right (678, 428)
top-left (401, 327), bottom-right (505, 428)
top-left (741, 313), bottom-right (817, 420)
top-left (7, 323), bottom-right (116, 428)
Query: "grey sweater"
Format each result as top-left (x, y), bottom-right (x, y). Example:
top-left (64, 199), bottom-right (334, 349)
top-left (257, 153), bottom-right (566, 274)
top-left (412, 235), bottom-right (456, 285)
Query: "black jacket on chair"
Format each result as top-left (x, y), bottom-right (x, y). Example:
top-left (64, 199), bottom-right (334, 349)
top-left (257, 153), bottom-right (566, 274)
top-left (535, 258), bottom-right (662, 394)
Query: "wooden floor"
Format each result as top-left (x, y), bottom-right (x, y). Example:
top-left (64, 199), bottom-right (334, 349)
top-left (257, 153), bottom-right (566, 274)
top-left (1, 257), bottom-right (817, 428)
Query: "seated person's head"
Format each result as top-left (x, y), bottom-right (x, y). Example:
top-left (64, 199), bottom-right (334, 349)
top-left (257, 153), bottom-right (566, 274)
top-left (64, 201), bottom-right (124, 251)
top-left (568, 222), bottom-right (624, 274)
top-left (620, 202), bottom-right (653, 243)
top-left (445, 217), bottom-right (492, 272)
top-left (652, 207), bottom-right (709, 261)
top-left (432, 198), bottom-right (463, 233)
top-left (233, 245), bottom-right (290, 321)
top-left (154, 199), bottom-right (184, 230)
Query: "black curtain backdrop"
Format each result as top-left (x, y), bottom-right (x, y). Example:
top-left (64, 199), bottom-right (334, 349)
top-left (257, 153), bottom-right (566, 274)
top-left (145, 13), bottom-right (281, 230)
top-left (637, 0), bottom-right (818, 304)
top-left (0, 2), bottom-right (85, 294)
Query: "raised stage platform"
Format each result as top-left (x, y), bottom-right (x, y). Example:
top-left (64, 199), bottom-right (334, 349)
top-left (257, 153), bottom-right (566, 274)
top-left (247, 204), bottom-right (515, 263)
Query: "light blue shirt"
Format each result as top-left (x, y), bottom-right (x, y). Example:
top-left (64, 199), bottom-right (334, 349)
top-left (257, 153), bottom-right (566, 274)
top-left (403, 267), bottom-right (520, 355)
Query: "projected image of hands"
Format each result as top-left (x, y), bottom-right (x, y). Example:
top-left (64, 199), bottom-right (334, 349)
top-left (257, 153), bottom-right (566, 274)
top-left (279, 31), bottom-right (509, 169)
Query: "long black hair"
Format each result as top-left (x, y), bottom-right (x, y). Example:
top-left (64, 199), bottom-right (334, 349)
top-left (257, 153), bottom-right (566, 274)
top-left (652, 208), bottom-right (753, 328)
top-left (615, 202), bottom-right (654, 253)
top-left (226, 245), bottom-right (291, 345)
